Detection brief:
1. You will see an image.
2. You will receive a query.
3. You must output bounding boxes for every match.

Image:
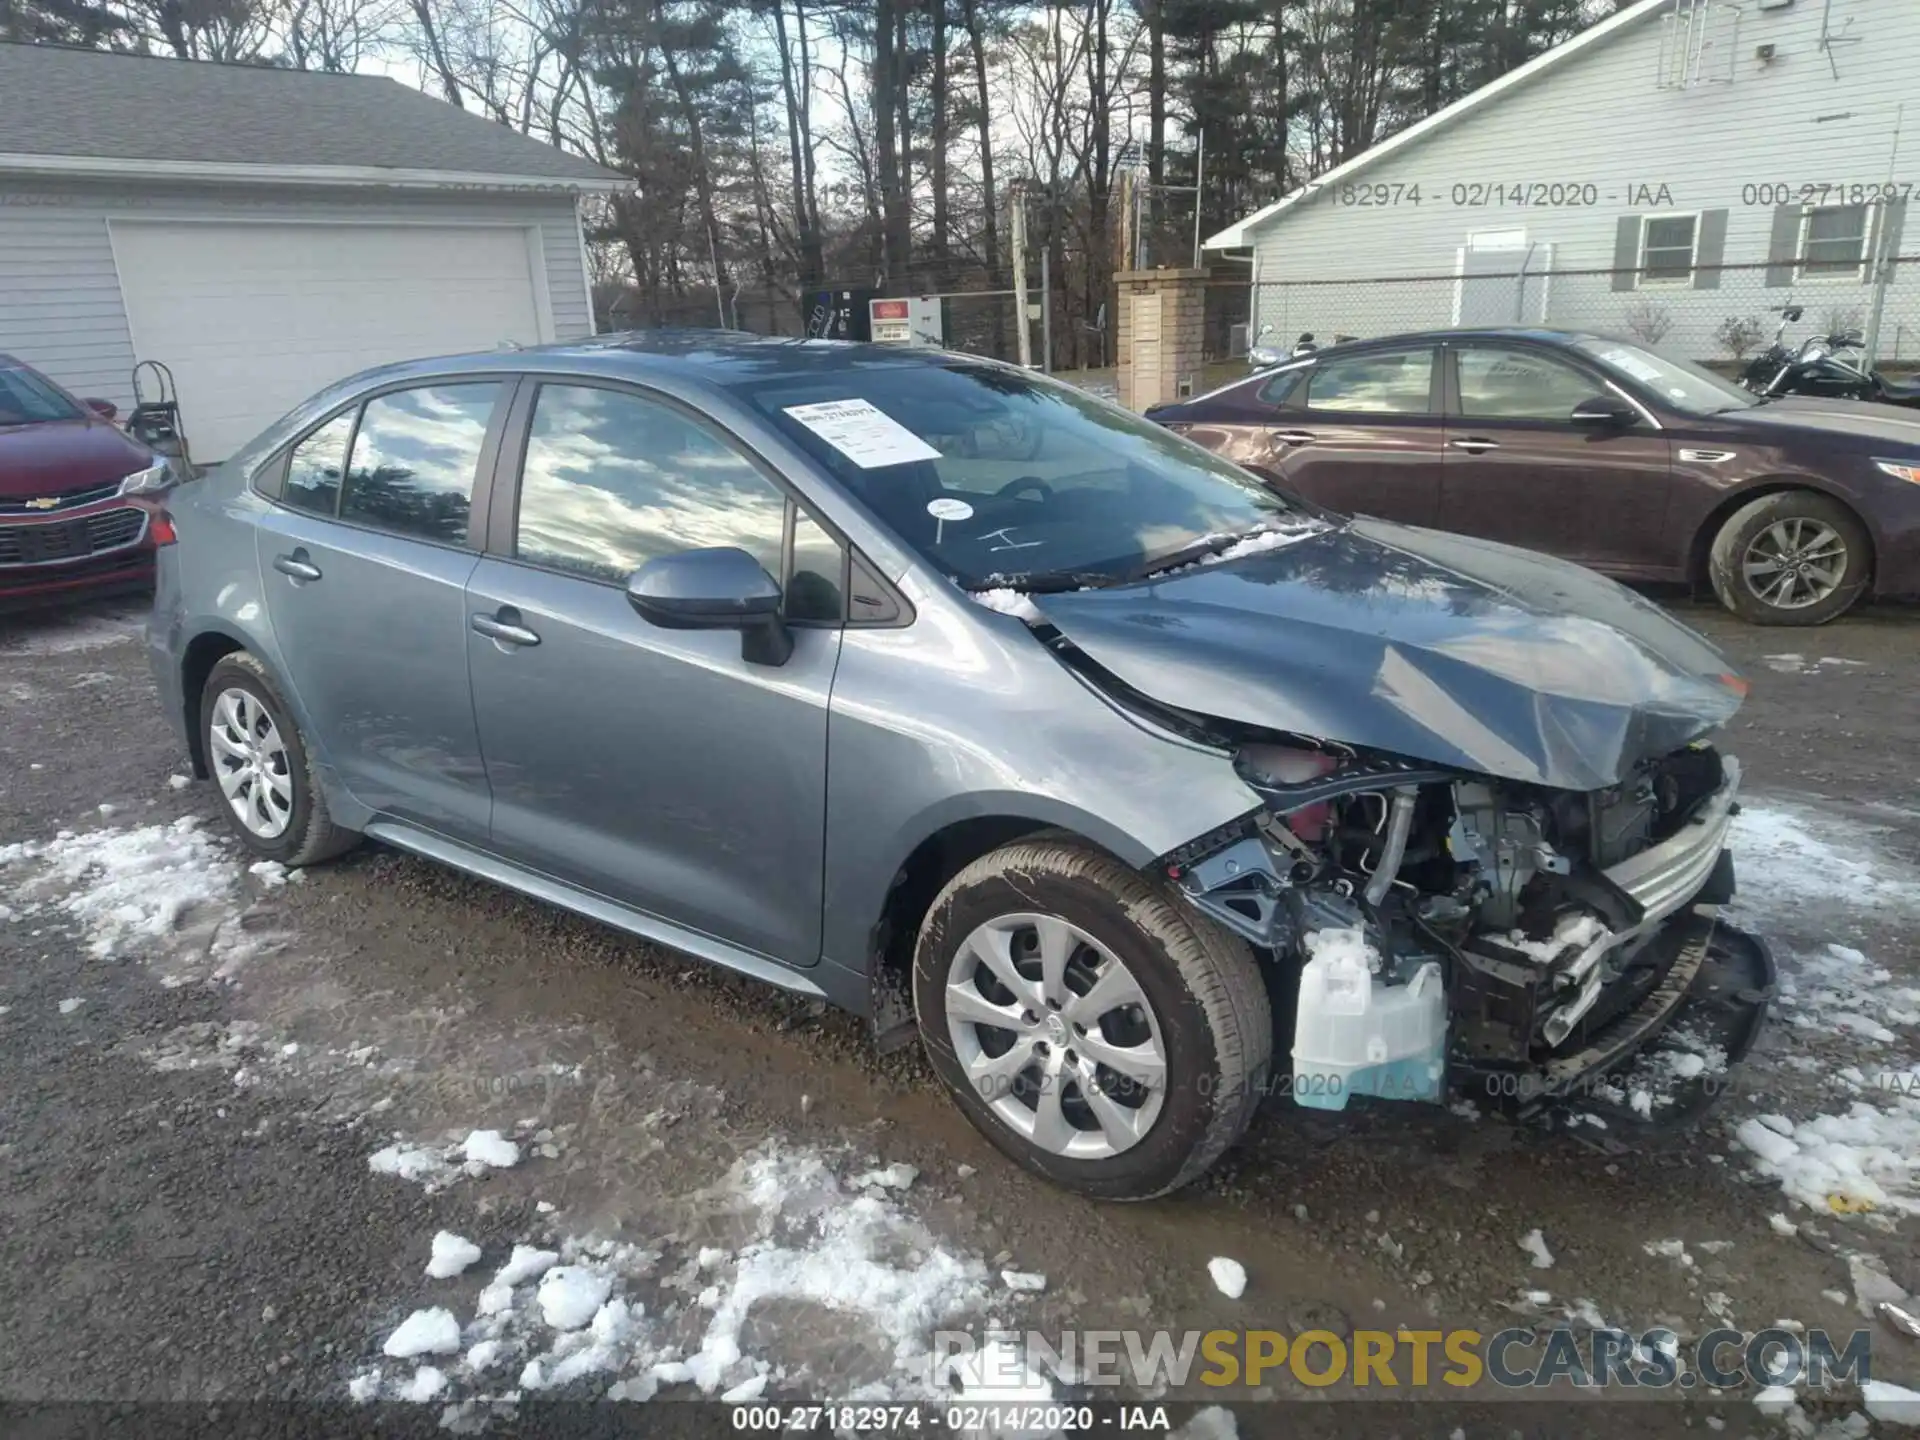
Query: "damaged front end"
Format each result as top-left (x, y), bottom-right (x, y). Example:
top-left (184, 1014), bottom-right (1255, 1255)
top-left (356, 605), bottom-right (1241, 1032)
top-left (1166, 737), bottom-right (1773, 1128)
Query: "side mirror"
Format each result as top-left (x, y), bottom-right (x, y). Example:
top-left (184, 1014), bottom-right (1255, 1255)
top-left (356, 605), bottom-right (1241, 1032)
top-left (1569, 395), bottom-right (1638, 427)
top-left (83, 398), bottom-right (118, 421)
top-left (626, 547), bottom-right (792, 666)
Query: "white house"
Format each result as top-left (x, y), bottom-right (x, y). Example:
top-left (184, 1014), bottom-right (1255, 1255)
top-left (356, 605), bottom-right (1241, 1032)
top-left (0, 44), bottom-right (625, 460)
top-left (1206, 0), bottom-right (1917, 368)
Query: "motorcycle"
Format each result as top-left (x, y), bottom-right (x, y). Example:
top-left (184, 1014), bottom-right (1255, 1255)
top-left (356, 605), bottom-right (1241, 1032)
top-left (1741, 306), bottom-right (1920, 409)
top-left (1248, 325), bottom-right (1352, 372)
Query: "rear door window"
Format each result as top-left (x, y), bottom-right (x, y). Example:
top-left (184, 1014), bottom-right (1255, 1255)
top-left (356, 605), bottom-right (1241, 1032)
top-left (338, 383), bottom-right (501, 545)
top-left (1304, 349), bottom-right (1435, 414)
top-left (283, 412), bottom-right (353, 516)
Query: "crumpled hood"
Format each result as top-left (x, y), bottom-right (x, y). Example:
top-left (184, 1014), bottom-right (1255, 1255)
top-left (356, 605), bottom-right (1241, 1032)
top-left (1031, 518), bottom-right (1745, 792)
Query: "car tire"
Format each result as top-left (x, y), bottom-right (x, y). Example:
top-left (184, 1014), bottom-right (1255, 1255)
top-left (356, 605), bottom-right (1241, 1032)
top-left (912, 835), bottom-right (1271, 1201)
top-left (200, 652), bottom-right (359, 866)
top-left (1708, 490), bottom-right (1871, 626)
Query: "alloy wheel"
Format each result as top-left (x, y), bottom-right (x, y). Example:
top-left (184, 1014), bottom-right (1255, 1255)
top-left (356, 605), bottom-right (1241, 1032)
top-left (208, 687), bottom-right (294, 839)
top-left (943, 912), bottom-right (1167, 1159)
top-left (1741, 518), bottom-right (1847, 611)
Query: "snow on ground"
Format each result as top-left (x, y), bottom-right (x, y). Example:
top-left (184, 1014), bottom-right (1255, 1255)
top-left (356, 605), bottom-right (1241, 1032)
top-left (1207, 1258), bottom-right (1247, 1299)
top-left (1729, 804), bottom-right (1920, 918)
top-left (353, 1140), bottom-right (997, 1405)
top-left (0, 608), bottom-right (143, 657)
top-left (1717, 802), bottom-right (1920, 1223)
top-left (0, 819), bottom-right (241, 959)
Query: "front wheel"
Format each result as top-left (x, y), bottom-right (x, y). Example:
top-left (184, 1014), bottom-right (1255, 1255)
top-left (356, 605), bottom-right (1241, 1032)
top-left (1707, 491), bottom-right (1870, 626)
top-left (912, 837), bottom-right (1272, 1200)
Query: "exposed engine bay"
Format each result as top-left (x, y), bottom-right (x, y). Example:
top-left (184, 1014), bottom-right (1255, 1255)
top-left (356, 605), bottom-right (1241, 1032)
top-left (1163, 731), bottom-right (1766, 1121)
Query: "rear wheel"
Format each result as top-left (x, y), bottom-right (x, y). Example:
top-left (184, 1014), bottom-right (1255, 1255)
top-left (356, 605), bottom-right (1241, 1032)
top-left (1708, 490), bottom-right (1870, 626)
top-left (912, 837), bottom-right (1271, 1200)
top-left (200, 653), bottom-right (358, 866)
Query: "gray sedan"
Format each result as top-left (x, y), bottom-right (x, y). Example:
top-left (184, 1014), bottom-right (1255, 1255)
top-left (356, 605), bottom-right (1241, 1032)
top-left (146, 332), bottom-right (1771, 1199)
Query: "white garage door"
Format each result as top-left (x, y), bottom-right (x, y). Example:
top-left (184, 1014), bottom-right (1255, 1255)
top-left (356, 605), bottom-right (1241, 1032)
top-left (110, 220), bottom-right (549, 460)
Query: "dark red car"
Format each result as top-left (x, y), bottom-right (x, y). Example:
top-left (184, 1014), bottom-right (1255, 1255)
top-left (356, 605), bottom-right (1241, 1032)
top-left (0, 355), bottom-right (167, 609)
top-left (1148, 328), bottom-right (1920, 625)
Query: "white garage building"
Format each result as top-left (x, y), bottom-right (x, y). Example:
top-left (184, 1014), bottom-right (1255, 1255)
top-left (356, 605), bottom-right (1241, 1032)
top-left (0, 43), bottom-right (624, 461)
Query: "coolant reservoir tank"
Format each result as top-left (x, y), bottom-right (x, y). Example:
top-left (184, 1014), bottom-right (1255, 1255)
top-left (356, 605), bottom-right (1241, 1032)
top-left (1291, 929), bottom-right (1447, 1110)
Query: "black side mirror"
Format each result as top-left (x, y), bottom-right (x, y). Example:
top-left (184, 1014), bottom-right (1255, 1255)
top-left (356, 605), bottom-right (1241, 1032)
top-left (1569, 395), bottom-right (1638, 428)
top-left (626, 547), bottom-right (792, 666)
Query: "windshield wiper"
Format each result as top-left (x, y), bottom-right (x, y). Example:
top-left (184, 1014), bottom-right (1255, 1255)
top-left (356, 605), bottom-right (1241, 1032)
top-left (1127, 529), bottom-right (1263, 581)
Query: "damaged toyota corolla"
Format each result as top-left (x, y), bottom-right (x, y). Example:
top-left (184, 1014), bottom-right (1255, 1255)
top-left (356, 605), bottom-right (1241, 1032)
top-left (151, 333), bottom-right (1771, 1203)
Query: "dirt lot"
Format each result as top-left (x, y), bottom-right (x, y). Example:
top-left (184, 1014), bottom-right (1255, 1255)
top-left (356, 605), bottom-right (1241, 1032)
top-left (2, 593), bottom-right (1917, 1436)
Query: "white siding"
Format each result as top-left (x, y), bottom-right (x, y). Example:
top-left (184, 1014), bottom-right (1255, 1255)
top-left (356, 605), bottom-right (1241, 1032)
top-left (1245, 0), bottom-right (1920, 364)
top-left (0, 177), bottom-right (593, 418)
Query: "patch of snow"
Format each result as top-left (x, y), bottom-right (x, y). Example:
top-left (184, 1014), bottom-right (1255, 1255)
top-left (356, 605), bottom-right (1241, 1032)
top-left (383, 1307), bottom-right (462, 1359)
top-left (1208, 1257), bottom-right (1248, 1298)
top-left (1733, 1094), bottom-right (1920, 1216)
top-left (853, 1162), bottom-right (918, 1191)
top-left (941, 1336), bottom-right (1053, 1403)
top-left (495, 1245), bottom-right (561, 1287)
top-left (167, 774), bottom-right (192, 790)
top-left (1001, 1271), bottom-right (1047, 1293)
top-left (1865, 1380), bottom-right (1920, 1426)
top-left (968, 588), bottom-right (1046, 623)
top-left (58, 996), bottom-right (84, 1015)
top-left (397, 1365), bottom-right (447, 1403)
top-left (463, 1129), bottom-right (521, 1170)
top-left (1519, 1229), bottom-right (1554, 1269)
top-left (537, 1266), bottom-right (612, 1330)
top-left (369, 1142), bottom-right (454, 1189)
top-left (347, 1369), bottom-right (381, 1403)
top-left (466, 1339), bottom-right (505, 1372)
top-left (1731, 805), bottom-right (1920, 918)
top-left (0, 818), bottom-right (242, 960)
top-left (1504, 913), bottom-right (1608, 963)
top-left (426, 1231), bottom-right (483, 1280)
top-left (721, 1373), bottom-right (768, 1403)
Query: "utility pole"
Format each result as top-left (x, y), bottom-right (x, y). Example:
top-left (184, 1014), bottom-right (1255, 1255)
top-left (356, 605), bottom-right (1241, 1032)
top-left (1010, 184), bottom-right (1033, 367)
top-left (1865, 103), bottom-right (1906, 366)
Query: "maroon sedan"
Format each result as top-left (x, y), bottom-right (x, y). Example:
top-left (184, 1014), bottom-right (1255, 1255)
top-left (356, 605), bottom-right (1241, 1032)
top-left (0, 355), bottom-right (170, 609)
top-left (1148, 328), bottom-right (1920, 625)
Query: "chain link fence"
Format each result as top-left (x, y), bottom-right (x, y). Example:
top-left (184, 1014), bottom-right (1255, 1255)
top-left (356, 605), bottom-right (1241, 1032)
top-left (1230, 257), bottom-right (1920, 375)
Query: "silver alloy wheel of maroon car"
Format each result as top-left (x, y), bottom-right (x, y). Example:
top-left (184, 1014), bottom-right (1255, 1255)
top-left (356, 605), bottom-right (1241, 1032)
top-left (1740, 517), bottom-right (1848, 611)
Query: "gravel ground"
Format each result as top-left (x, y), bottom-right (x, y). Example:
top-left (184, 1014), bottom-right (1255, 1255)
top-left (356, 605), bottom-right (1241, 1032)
top-left (1, 593), bottom-right (1917, 1437)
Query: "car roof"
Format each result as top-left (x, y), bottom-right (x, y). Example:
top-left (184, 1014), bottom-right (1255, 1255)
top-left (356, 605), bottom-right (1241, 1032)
top-left (1289, 327), bottom-right (1611, 361)
top-left (336, 329), bottom-right (983, 396)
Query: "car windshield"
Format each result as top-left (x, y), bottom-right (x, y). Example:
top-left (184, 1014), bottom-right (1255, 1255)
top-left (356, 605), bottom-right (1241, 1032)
top-left (0, 365), bottom-right (82, 426)
top-left (1574, 338), bottom-right (1759, 416)
top-left (741, 361), bottom-right (1302, 590)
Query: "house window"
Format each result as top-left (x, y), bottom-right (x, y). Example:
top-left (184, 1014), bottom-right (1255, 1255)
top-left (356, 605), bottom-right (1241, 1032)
top-left (1799, 204), bottom-right (1872, 280)
top-left (1638, 214), bottom-right (1698, 286)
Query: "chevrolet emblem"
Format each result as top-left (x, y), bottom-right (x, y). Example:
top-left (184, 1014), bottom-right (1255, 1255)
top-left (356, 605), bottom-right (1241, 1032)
top-left (24, 497), bottom-right (60, 510)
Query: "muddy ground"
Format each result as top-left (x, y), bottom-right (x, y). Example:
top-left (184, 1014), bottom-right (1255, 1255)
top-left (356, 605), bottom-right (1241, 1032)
top-left (1, 593), bottom-right (1917, 1436)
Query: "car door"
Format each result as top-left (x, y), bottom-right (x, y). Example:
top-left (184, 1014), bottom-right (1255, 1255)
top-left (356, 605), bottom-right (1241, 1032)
top-left (1254, 346), bottom-right (1446, 525)
top-left (464, 378), bottom-right (847, 968)
top-left (1439, 343), bottom-right (1674, 572)
top-left (250, 379), bottom-right (504, 839)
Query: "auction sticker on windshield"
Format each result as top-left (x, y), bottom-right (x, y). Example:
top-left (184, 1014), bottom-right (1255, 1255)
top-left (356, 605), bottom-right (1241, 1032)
top-left (783, 398), bottom-right (942, 469)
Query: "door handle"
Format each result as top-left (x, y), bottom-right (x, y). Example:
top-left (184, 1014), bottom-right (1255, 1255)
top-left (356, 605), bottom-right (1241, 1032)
top-left (1450, 437), bottom-right (1500, 453)
top-left (272, 551), bottom-right (322, 582)
top-left (1274, 430), bottom-right (1317, 446)
top-left (471, 613), bottom-right (541, 648)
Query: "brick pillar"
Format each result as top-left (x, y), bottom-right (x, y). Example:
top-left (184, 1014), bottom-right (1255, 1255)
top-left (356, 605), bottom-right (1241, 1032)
top-left (1116, 267), bottom-right (1208, 411)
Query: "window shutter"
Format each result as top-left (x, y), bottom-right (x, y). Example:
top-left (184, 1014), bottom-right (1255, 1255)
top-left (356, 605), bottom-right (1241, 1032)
top-left (1764, 205), bottom-right (1802, 287)
top-left (1611, 216), bottom-right (1641, 291)
top-left (1692, 209), bottom-right (1728, 289)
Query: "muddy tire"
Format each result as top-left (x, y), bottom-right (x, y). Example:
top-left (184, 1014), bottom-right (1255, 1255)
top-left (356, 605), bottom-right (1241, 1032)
top-left (912, 836), bottom-right (1271, 1200)
top-left (200, 652), bottom-right (359, 867)
top-left (1708, 490), bottom-right (1870, 626)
